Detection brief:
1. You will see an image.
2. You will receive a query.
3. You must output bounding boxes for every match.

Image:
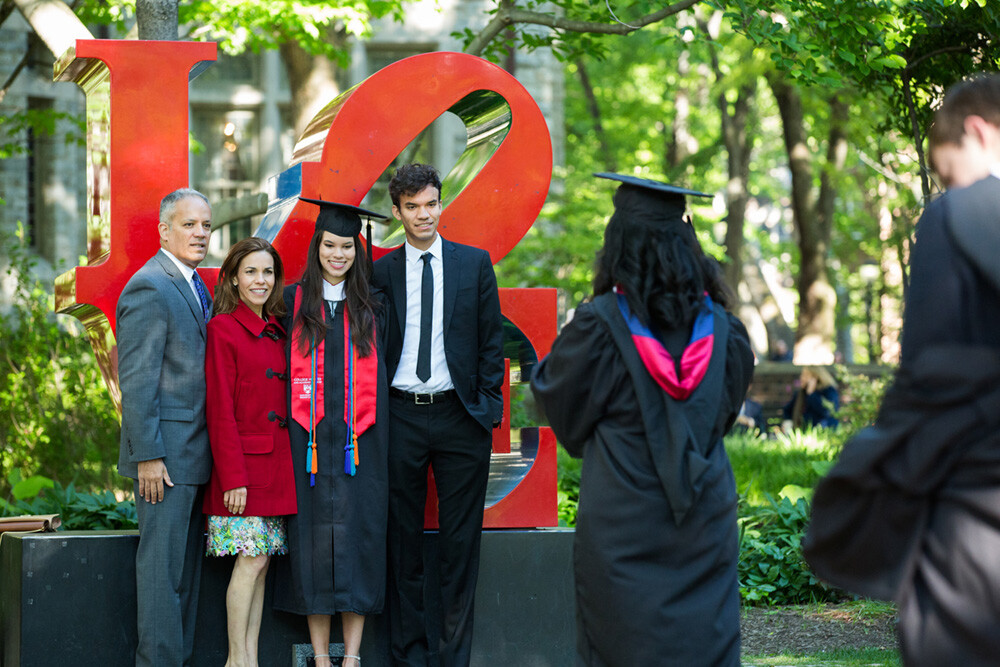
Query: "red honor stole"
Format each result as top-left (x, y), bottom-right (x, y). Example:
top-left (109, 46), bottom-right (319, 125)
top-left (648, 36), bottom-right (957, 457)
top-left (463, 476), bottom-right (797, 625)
top-left (291, 285), bottom-right (378, 485)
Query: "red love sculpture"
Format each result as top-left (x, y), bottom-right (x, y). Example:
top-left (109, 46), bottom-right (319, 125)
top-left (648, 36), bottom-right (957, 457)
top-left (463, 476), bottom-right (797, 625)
top-left (55, 44), bottom-right (558, 528)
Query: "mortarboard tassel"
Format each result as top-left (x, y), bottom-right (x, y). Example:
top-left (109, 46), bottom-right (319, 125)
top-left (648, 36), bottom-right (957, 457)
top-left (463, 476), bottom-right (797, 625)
top-left (344, 324), bottom-right (357, 476)
top-left (366, 219), bottom-right (373, 264)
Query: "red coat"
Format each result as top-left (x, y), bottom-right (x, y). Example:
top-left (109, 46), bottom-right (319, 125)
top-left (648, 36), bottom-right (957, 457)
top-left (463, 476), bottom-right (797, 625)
top-left (203, 301), bottom-right (297, 517)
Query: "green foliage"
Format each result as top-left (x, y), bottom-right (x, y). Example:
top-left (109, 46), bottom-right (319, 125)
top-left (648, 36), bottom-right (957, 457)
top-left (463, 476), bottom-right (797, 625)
top-left (76, 0), bottom-right (410, 58)
top-left (496, 20), bottom-right (743, 302)
top-left (834, 365), bottom-right (892, 438)
top-left (7, 470), bottom-right (55, 501)
top-left (0, 227), bottom-right (123, 498)
top-left (726, 0), bottom-right (1000, 144)
top-left (738, 491), bottom-right (839, 605)
top-left (727, 428), bottom-right (845, 603)
top-left (1, 476), bottom-right (137, 531)
top-left (508, 383), bottom-right (539, 430)
top-left (556, 446), bottom-right (581, 528)
top-left (0, 108), bottom-right (86, 160)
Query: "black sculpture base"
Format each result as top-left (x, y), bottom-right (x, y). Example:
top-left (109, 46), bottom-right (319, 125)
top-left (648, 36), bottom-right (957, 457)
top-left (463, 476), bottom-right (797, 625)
top-left (0, 529), bottom-right (574, 666)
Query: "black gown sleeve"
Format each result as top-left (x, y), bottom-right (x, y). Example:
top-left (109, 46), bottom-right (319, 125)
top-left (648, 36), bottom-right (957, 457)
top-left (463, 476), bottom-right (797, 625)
top-left (530, 302), bottom-right (622, 457)
top-left (720, 313), bottom-right (755, 435)
top-left (899, 200), bottom-right (965, 365)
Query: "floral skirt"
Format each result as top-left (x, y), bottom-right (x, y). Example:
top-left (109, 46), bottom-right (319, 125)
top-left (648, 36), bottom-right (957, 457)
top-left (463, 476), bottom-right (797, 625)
top-left (205, 515), bottom-right (288, 557)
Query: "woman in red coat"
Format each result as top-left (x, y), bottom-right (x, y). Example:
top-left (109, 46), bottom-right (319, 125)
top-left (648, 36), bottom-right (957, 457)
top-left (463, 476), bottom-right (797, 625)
top-left (204, 237), bottom-right (297, 667)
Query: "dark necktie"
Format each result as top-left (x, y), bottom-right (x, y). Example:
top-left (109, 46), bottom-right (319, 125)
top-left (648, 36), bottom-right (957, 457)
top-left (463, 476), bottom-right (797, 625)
top-left (192, 272), bottom-right (212, 322)
top-left (417, 252), bottom-right (433, 382)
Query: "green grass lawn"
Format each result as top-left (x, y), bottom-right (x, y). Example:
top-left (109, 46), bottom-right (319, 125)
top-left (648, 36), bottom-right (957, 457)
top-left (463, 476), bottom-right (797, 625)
top-left (726, 428), bottom-right (839, 505)
top-left (743, 648), bottom-right (900, 666)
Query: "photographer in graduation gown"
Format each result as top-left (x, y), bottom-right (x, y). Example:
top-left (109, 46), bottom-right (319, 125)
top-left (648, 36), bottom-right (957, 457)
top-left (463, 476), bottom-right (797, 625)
top-left (532, 174), bottom-right (754, 667)
top-left (804, 74), bottom-right (1000, 666)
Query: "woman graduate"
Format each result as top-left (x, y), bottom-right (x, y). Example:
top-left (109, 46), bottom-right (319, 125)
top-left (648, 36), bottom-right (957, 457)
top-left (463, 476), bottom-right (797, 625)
top-left (204, 237), bottom-right (297, 667)
top-left (531, 173), bottom-right (754, 667)
top-left (272, 198), bottom-right (389, 667)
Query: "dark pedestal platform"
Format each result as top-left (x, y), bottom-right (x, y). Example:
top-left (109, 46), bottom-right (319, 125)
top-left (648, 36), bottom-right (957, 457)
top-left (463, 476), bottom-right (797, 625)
top-left (0, 529), bottom-right (574, 666)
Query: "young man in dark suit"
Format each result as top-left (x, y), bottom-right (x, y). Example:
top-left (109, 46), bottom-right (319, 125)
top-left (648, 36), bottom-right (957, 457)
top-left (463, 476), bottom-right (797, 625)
top-left (373, 164), bottom-right (504, 667)
top-left (117, 188), bottom-right (214, 666)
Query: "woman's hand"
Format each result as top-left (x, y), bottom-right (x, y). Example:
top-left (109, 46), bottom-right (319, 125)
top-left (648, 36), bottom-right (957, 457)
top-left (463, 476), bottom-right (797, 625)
top-left (224, 486), bottom-right (248, 515)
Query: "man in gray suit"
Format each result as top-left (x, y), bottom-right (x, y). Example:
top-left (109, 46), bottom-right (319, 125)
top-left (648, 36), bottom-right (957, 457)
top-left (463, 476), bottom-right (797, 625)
top-left (117, 188), bottom-right (214, 666)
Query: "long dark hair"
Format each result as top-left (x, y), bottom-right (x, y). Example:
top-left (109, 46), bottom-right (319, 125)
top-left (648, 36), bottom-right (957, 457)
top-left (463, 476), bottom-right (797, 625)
top-left (294, 229), bottom-right (377, 357)
top-left (593, 187), bottom-right (734, 334)
top-left (214, 237), bottom-right (286, 319)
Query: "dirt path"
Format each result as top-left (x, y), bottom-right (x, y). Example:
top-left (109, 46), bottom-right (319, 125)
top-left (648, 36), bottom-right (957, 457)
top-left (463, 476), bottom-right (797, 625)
top-left (741, 603), bottom-right (898, 656)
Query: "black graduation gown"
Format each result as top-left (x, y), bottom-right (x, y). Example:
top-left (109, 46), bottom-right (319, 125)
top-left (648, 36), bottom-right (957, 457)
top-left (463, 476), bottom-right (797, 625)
top-left (805, 177), bottom-right (1000, 666)
top-left (531, 295), bottom-right (754, 667)
top-left (273, 285), bottom-right (390, 616)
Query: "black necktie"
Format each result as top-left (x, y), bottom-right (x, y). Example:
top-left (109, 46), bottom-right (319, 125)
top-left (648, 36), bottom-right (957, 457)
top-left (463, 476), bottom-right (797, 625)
top-left (417, 252), bottom-right (433, 382)
top-left (192, 272), bottom-right (212, 322)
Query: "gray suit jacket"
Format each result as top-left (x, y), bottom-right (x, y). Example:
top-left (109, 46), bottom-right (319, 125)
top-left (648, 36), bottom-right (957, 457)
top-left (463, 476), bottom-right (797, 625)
top-left (117, 249), bottom-right (212, 484)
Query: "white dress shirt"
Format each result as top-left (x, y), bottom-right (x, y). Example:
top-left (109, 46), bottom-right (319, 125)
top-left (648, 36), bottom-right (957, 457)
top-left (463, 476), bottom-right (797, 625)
top-left (392, 235), bottom-right (453, 392)
top-left (160, 248), bottom-right (202, 305)
top-left (323, 279), bottom-right (345, 319)
top-left (323, 279), bottom-right (346, 302)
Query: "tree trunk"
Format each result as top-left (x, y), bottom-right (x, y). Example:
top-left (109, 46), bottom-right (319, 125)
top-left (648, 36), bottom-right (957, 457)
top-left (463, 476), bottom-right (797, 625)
top-left (769, 75), bottom-right (842, 364)
top-left (696, 13), bottom-right (756, 305)
top-left (720, 82), bottom-right (754, 292)
top-left (280, 33), bottom-right (345, 139)
top-left (136, 0), bottom-right (178, 40)
top-left (666, 50), bottom-right (694, 171)
top-left (575, 58), bottom-right (616, 172)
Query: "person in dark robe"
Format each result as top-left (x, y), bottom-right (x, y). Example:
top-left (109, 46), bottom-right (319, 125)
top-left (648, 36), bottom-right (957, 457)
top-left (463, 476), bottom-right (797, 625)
top-left (803, 74), bottom-right (1000, 666)
top-left (531, 173), bottom-right (754, 667)
top-left (272, 198), bottom-right (390, 667)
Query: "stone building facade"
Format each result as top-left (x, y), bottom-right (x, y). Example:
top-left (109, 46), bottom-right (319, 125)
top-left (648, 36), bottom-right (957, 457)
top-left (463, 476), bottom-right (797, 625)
top-left (0, 12), bottom-right (88, 290)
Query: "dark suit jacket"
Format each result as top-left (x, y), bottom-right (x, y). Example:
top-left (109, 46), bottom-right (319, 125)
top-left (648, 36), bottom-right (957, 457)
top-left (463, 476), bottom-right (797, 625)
top-left (116, 249), bottom-right (213, 484)
top-left (373, 237), bottom-right (504, 432)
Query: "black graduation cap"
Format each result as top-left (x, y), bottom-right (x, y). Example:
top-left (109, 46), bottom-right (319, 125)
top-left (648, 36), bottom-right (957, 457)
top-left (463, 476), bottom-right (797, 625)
top-left (595, 172), bottom-right (712, 223)
top-left (299, 196), bottom-right (388, 261)
top-left (594, 172), bottom-right (712, 200)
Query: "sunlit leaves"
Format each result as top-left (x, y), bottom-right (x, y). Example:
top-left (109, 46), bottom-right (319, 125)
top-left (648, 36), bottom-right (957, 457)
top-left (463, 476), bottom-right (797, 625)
top-left (75, 0), bottom-right (412, 59)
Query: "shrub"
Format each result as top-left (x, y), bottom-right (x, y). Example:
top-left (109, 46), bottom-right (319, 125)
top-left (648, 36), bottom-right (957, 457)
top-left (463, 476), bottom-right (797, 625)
top-left (1, 471), bottom-right (136, 530)
top-left (0, 227), bottom-right (123, 497)
top-left (828, 364), bottom-right (893, 451)
top-left (738, 489), bottom-right (839, 605)
top-left (556, 446), bottom-right (581, 527)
